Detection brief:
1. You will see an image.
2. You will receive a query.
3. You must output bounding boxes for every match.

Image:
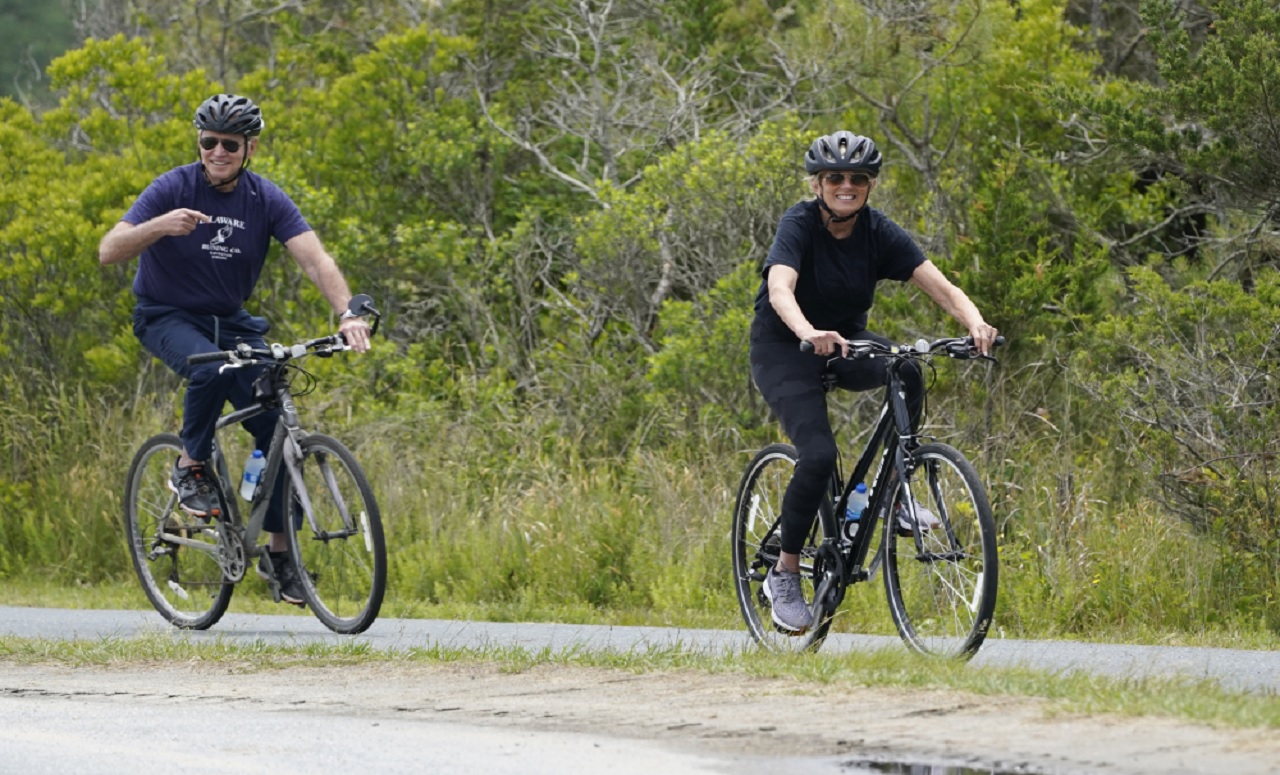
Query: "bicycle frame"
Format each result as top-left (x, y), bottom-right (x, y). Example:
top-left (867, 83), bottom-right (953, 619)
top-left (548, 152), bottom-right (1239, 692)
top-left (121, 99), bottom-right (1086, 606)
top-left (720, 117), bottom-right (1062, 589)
top-left (158, 360), bottom-right (319, 582)
top-left (734, 333), bottom-right (1003, 655)
top-left (810, 355), bottom-right (918, 609)
top-left (128, 294), bottom-right (387, 632)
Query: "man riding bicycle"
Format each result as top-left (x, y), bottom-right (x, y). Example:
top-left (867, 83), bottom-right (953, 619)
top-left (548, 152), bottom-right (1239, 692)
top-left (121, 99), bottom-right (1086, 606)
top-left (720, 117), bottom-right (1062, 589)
top-left (99, 93), bottom-right (371, 605)
top-left (749, 130), bottom-right (999, 634)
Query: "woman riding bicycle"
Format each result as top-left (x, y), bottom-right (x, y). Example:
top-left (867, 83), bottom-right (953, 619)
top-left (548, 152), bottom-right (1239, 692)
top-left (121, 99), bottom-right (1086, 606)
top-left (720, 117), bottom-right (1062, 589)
top-left (750, 130), bottom-right (999, 634)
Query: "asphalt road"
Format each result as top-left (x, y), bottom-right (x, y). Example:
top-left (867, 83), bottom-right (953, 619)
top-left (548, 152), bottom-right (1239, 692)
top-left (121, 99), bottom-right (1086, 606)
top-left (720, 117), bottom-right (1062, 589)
top-left (2, 606), bottom-right (1277, 694)
top-left (3, 606), bottom-right (1279, 775)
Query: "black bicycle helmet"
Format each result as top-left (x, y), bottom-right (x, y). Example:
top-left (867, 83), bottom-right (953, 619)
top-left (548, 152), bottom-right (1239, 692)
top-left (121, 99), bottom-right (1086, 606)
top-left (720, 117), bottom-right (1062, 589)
top-left (804, 131), bottom-right (882, 176)
top-left (194, 94), bottom-right (264, 136)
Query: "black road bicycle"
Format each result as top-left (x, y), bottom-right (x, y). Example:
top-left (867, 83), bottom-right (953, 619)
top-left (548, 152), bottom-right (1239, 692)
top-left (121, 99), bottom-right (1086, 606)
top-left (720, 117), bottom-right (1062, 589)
top-left (124, 294), bottom-right (387, 634)
top-left (732, 335), bottom-right (1003, 658)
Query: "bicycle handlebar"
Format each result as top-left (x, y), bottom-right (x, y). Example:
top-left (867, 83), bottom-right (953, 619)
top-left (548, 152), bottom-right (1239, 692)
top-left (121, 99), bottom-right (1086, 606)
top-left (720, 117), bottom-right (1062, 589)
top-left (799, 335), bottom-right (1006, 362)
top-left (188, 350), bottom-right (237, 365)
top-left (186, 295), bottom-right (381, 368)
top-left (186, 334), bottom-right (351, 368)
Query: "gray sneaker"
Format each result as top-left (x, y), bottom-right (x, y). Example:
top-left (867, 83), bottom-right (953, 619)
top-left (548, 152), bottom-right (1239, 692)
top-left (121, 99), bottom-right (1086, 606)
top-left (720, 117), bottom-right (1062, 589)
top-left (763, 567), bottom-right (814, 633)
top-left (169, 459), bottom-right (217, 518)
top-left (256, 550), bottom-right (306, 606)
top-left (896, 499), bottom-right (941, 536)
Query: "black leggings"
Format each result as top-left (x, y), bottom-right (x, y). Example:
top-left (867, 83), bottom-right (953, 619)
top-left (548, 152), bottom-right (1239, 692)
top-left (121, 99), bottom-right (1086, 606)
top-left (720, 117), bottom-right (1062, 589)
top-left (749, 329), bottom-right (923, 555)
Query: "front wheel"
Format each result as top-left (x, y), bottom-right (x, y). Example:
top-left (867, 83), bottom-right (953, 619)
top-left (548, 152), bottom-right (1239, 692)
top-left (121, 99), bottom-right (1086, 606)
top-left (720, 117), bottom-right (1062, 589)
top-left (883, 443), bottom-right (998, 659)
top-left (284, 434), bottom-right (386, 634)
top-left (731, 443), bottom-right (836, 653)
top-left (123, 433), bottom-right (233, 629)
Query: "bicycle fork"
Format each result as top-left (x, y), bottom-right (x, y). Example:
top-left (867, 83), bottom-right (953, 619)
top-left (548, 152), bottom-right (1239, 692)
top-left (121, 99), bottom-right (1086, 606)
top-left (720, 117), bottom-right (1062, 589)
top-left (278, 431), bottom-right (365, 547)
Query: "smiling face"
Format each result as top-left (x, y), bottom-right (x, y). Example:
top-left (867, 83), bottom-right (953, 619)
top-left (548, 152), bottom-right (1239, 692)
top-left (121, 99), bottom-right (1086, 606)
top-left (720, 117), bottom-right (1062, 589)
top-left (197, 130), bottom-right (255, 187)
top-left (811, 170), bottom-right (876, 221)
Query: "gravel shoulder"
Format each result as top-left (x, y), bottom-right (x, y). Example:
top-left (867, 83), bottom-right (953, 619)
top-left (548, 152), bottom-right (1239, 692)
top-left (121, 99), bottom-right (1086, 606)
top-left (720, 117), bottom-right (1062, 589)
top-left (4, 661), bottom-right (1278, 774)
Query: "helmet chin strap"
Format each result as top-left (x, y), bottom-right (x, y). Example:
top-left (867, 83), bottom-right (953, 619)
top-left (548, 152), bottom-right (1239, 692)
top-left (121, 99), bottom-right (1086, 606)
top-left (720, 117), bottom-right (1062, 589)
top-left (816, 195), bottom-right (861, 224)
top-left (202, 156), bottom-right (251, 190)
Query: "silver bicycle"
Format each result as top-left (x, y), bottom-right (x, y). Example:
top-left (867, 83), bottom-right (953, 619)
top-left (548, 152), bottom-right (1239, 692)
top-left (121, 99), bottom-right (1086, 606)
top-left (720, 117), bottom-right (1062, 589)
top-left (123, 295), bottom-right (387, 634)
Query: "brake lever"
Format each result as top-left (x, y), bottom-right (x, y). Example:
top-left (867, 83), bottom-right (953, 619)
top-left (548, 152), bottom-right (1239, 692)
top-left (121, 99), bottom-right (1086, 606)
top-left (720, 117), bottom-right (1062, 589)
top-left (217, 353), bottom-right (251, 374)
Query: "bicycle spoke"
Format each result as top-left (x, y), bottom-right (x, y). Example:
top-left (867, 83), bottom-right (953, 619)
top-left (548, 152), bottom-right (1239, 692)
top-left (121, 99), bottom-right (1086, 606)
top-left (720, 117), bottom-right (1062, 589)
top-left (732, 444), bottom-right (835, 653)
top-left (285, 434), bottom-right (385, 634)
top-left (884, 443), bottom-right (997, 659)
top-left (124, 434), bottom-right (233, 629)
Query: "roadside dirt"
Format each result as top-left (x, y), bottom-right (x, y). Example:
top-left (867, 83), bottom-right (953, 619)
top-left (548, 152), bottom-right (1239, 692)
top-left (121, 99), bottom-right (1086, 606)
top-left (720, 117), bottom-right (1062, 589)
top-left (4, 661), bottom-right (1277, 774)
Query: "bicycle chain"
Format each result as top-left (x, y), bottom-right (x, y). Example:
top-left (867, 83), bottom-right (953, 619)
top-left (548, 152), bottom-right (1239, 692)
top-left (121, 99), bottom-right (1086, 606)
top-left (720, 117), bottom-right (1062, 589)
top-left (214, 522), bottom-right (247, 583)
top-left (813, 542), bottom-right (846, 610)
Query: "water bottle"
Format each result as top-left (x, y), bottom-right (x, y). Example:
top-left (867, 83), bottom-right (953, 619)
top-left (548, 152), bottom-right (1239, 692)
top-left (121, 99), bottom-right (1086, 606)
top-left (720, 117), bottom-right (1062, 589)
top-left (240, 449), bottom-right (265, 501)
top-left (842, 483), bottom-right (868, 542)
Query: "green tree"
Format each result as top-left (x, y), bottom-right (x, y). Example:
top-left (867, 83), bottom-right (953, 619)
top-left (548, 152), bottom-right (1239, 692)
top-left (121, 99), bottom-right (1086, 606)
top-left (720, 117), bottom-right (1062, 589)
top-left (1, 36), bottom-right (208, 390)
top-left (1057, 0), bottom-right (1280, 285)
top-left (0, 0), bottom-right (75, 102)
top-left (1072, 266), bottom-right (1280, 627)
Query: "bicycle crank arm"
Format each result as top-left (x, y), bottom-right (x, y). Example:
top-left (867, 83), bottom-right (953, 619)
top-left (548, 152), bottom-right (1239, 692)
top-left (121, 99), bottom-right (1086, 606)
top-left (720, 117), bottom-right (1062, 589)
top-left (811, 573), bottom-right (844, 612)
top-left (158, 530), bottom-right (219, 552)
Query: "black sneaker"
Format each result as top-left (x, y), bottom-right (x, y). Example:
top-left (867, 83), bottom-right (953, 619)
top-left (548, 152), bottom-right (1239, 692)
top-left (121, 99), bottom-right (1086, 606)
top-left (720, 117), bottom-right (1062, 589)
top-left (169, 459), bottom-right (217, 518)
top-left (256, 550), bottom-right (306, 606)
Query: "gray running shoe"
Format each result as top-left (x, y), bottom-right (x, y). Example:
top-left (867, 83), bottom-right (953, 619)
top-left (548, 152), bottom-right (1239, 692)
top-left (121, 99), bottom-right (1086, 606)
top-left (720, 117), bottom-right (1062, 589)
top-left (763, 567), bottom-right (814, 633)
top-left (896, 499), bottom-right (941, 536)
top-left (169, 459), bottom-right (217, 518)
top-left (256, 550), bottom-right (306, 606)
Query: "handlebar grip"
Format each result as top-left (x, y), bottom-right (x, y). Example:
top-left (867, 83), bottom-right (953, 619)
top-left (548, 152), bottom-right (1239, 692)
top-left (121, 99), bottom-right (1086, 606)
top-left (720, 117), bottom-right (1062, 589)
top-left (994, 335), bottom-right (1006, 347)
top-left (187, 351), bottom-right (231, 365)
top-left (799, 341), bottom-right (814, 353)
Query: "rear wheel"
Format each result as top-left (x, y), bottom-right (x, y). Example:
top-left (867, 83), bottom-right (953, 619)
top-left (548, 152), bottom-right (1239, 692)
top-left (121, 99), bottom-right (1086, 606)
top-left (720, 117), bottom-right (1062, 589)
top-left (284, 434), bottom-right (386, 634)
top-left (883, 443), bottom-right (997, 659)
top-left (731, 443), bottom-right (836, 653)
top-left (123, 433), bottom-right (233, 629)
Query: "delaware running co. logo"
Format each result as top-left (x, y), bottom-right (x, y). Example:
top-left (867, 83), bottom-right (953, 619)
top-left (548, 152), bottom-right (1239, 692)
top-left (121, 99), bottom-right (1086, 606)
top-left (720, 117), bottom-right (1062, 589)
top-left (202, 216), bottom-right (246, 260)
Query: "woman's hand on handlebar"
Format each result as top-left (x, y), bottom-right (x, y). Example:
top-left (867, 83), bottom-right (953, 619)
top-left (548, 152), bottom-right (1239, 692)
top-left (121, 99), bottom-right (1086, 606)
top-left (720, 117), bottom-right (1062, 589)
top-left (968, 322), bottom-right (1000, 356)
top-left (800, 329), bottom-right (847, 357)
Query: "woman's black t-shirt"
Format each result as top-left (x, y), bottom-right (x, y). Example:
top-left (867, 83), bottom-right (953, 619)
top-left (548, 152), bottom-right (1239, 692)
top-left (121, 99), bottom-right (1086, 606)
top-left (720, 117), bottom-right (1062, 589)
top-left (752, 199), bottom-right (926, 340)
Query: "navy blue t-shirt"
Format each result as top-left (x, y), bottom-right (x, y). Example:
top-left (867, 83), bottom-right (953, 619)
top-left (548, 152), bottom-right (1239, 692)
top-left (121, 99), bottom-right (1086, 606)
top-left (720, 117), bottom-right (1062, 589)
top-left (123, 163), bottom-right (312, 316)
top-left (753, 200), bottom-right (926, 339)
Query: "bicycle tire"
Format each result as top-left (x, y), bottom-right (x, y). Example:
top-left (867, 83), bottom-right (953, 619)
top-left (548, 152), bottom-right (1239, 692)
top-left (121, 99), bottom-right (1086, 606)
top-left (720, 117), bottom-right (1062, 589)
top-left (283, 433), bottom-right (386, 634)
top-left (123, 433), bottom-right (234, 629)
top-left (731, 443), bottom-right (836, 652)
top-left (883, 442), bottom-right (998, 659)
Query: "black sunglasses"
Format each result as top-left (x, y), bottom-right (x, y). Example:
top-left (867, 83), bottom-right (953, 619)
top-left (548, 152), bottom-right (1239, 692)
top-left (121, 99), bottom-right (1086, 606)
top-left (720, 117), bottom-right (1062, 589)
top-left (199, 136), bottom-right (245, 153)
top-left (823, 172), bottom-right (873, 187)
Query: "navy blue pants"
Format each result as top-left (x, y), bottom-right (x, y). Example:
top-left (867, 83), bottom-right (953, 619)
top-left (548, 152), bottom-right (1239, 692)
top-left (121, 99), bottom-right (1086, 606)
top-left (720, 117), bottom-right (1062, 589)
top-left (133, 298), bottom-right (288, 532)
top-left (750, 324), bottom-right (923, 555)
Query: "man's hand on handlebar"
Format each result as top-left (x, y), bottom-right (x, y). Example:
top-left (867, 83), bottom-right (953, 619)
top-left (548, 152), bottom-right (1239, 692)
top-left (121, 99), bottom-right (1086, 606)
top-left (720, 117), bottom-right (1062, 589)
top-left (339, 316), bottom-right (372, 353)
top-left (337, 293), bottom-right (379, 353)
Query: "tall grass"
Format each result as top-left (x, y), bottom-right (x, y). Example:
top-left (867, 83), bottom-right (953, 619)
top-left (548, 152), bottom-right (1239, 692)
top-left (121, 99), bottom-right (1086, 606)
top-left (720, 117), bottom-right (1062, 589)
top-left (1, 376), bottom-right (1277, 649)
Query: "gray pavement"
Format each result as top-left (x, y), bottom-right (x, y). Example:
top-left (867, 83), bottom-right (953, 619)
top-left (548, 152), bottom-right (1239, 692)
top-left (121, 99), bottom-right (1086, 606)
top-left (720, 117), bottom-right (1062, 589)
top-left (0, 606), bottom-right (1276, 694)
